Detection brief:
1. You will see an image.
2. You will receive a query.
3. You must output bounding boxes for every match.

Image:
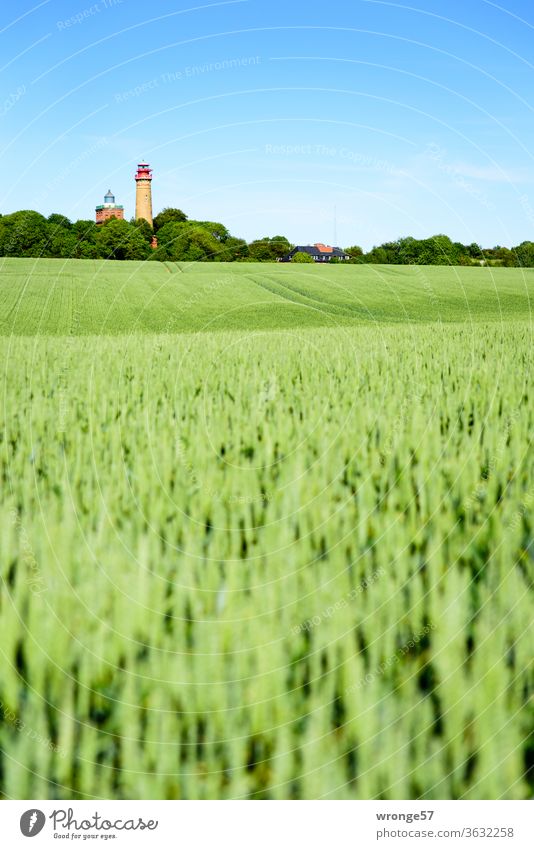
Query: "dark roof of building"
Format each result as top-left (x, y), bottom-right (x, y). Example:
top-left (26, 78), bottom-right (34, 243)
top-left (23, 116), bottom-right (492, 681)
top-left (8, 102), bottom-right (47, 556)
top-left (289, 244), bottom-right (349, 258)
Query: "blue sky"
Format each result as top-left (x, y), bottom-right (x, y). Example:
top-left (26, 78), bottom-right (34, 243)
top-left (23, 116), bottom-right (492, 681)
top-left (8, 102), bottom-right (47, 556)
top-left (1, 0), bottom-right (533, 249)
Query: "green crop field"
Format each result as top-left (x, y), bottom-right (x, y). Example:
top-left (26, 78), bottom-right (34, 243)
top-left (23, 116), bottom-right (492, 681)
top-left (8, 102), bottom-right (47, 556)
top-left (0, 257), bottom-right (532, 335)
top-left (0, 258), bottom-right (532, 800)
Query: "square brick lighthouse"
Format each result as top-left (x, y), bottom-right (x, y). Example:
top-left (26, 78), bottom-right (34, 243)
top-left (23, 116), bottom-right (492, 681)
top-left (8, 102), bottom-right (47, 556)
top-left (95, 189), bottom-right (124, 224)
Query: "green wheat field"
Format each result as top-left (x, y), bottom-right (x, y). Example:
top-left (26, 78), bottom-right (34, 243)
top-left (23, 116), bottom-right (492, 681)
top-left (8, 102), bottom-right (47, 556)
top-left (0, 258), bottom-right (533, 799)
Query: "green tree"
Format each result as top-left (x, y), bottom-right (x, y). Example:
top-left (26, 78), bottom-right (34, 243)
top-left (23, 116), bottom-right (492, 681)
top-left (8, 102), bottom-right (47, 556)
top-left (197, 221), bottom-right (229, 242)
top-left (492, 246), bottom-right (516, 267)
top-left (0, 210), bottom-right (49, 257)
top-left (47, 228), bottom-right (76, 257)
top-left (427, 234), bottom-right (462, 264)
top-left (270, 235), bottom-right (292, 258)
top-left (467, 242), bottom-right (482, 259)
top-left (291, 251), bottom-right (314, 263)
top-left (345, 245), bottom-right (364, 260)
top-left (153, 208), bottom-right (187, 232)
top-left (155, 221), bottom-right (221, 261)
top-left (184, 228), bottom-right (221, 261)
top-left (217, 236), bottom-right (249, 261)
top-left (365, 246), bottom-right (389, 264)
top-left (95, 218), bottom-right (150, 260)
top-left (72, 219), bottom-right (98, 241)
top-left (70, 220), bottom-right (98, 258)
top-left (130, 217), bottom-right (154, 246)
top-left (395, 237), bottom-right (414, 263)
top-left (47, 213), bottom-right (72, 229)
top-left (47, 214), bottom-right (76, 257)
top-left (248, 236), bottom-right (292, 261)
top-left (379, 241), bottom-right (402, 263)
top-left (513, 241), bottom-right (534, 267)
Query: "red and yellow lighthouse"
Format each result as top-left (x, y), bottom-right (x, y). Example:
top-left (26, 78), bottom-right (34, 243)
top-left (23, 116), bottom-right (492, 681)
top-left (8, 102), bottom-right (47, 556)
top-left (135, 161), bottom-right (153, 227)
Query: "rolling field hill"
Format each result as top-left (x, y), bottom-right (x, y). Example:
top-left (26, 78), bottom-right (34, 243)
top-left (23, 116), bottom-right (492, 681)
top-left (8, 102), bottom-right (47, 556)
top-left (1, 257), bottom-right (532, 800)
top-left (0, 257), bottom-right (532, 334)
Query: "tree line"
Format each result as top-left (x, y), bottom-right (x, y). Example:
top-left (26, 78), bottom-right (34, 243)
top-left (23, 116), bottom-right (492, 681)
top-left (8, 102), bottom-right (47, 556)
top-left (1, 208), bottom-right (533, 266)
top-left (345, 235), bottom-right (534, 267)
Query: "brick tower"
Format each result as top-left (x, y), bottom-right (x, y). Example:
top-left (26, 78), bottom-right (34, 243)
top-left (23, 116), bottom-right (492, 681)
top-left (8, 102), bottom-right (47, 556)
top-left (95, 189), bottom-right (124, 224)
top-left (135, 161), bottom-right (153, 227)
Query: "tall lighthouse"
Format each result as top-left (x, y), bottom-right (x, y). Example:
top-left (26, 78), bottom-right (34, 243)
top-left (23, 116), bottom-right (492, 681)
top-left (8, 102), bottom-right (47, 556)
top-left (135, 161), bottom-right (153, 227)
